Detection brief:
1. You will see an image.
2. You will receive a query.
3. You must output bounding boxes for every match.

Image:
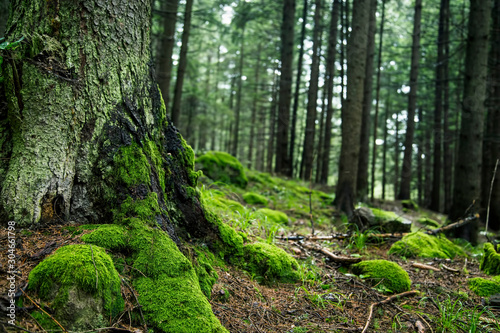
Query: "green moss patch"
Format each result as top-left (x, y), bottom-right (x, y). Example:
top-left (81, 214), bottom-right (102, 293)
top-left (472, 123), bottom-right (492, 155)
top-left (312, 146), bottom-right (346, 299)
top-left (196, 151), bottom-right (248, 188)
top-left (194, 249), bottom-right (220, 298)
top-left (28, 244), bottom-right (124, 316)
top-left (468, 276), bottom-right (500, 297)
top-left (480, 243), bottom-right (500, 275)
top-left (113, 141), bottom-right (151, 187)
top-left (81, 224), bottom-right (127, 250)
top-left (351, 260), bottom-right (411, 294)
top-left (417, 217), bottom-right (441, 229)
top-left (370, 208), bottom-right (412, 233)
top-left (243, 192), bottom-right (268, 205)
top-left (388, 232), bottom-right (466, 259)
top-left (257, 208), bottom-right (289, 225)
top-left (401, 200), bottom-right (419, 211)
top-left (84, 218), bottom-right (227, 332)
top-left (243, 242), bottom-right (300, 284)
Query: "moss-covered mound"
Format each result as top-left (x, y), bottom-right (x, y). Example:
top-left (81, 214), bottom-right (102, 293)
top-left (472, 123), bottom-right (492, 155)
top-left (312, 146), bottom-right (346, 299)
top-left (417, 217), bottom-right (441, 229)
top-left (196, 151), bottom-right (248, 188)
top-left (371, 208), bottom-right (412, 233)
top-left (480, 243), bottom-right (500, 275)
top-left (257, 208), bottom-right (289, 225)
top-left (351, 260), bottom-right (411, 294)
top-left (243, 242), bottom-right (300, 284)
top-left (388, 232), bottom-right (465, 259)
top-left (243, 192), bottom-right (268, 205)
top-left (468, 276), bottom-right (500, 297)
top-left (401, 199), bottom-right (419, 211)
top-left (28, 244), bottom-right (124, 330)
top-left (83, 220), bottom-right (228, 333)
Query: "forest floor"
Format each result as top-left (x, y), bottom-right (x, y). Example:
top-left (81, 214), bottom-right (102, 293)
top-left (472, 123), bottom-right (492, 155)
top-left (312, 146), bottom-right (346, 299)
top-left (1, 168), bottom-right (500, 332)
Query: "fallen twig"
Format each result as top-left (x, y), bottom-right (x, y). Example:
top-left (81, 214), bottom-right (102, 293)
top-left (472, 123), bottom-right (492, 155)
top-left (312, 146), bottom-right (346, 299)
top-left (361, 290), bottom-right (419, 333)
top-left (426, 214), bottom-right (479, 235)
top-left (411, 263), bottom-right (440, 271)
top-left (441, 264), bottom-right (460, 273)
top-left (21, 289), bottom-right (67, 333)
top-left (301, 243), bottom-right (362, 264)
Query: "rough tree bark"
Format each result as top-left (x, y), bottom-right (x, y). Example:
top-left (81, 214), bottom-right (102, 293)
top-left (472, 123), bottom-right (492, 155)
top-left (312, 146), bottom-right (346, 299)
top-left (397, 0), bottom-right (422, 200)
top-left (449, 0), bottom-right (491, 243)
top-left (334, 0), bottom-right (370, 216)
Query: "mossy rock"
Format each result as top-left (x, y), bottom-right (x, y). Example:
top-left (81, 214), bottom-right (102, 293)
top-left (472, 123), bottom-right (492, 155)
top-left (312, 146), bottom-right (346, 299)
top-left (83, 219), bottom-right (228, 332)
top-left (28, 244), bottom-right (124, 331)
top-left (196, 151), bottom-right (248, 188)
top-left (480, 243), bottom-right (500, 275)
top-left (468, 276), bottom-right (500, 297)
top-left (243, 242), bottom-right (300, 284)
top-left (371, 208), bottom-right (412, 233)
top-left (256, 208), bottom-right (289, 225)
top-left (388, 232), bottom-right (466, 259)
top-left (417, 217), bottom-right (441, 229)
top-left (247, 170), bottom-right (276, 185)
top-left (351, 260), bottom-right (411, 294)
top-left (243, 192), bottom-right (268, 205)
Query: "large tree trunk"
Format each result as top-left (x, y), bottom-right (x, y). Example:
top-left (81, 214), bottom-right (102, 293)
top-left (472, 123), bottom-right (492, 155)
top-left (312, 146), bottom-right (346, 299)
top-left (449, 0), bottom-right (491, 243)
top-left (482, 0), bottom-right (500, 231)
top-left (0, 0), bottom-right (232, 330)
top-left (275, 0), bottom-right (295, 176)
top-left (334, 0), bottom-right (370, 216)
top-left (397, 0), bottom-right (422, 200)
top-left (300, 0), bottom-right (322, 181)
top-left (356, 0), bottom-right (377, 200)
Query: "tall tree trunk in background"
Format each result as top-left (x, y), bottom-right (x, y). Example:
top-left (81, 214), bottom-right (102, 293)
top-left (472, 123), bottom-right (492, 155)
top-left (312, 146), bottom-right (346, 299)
top-left (424, 114), bottom-right (432, 207)
top-left (0, 0), bottom-right (9, 36)
top-left (430, 0), bottom-right (447, 212)
top-left (442, 0), bottom-right (452, 213)
top-left (300, 0), bottom-right (322, 181)
top-left (417, 106), bottom-right (424, 205)
top-left (394, 113), bottom-right (400, 199)
top-left (275, 0), bottom-right (296, 175)
top-left (248, 44), bottom-right (261, 168)
top-left (357, 0), bottom-right (377, 200)
top-left (171, 0), bottom-right (194, 125)
top-left (382, 95), bottom-right (390, 200)
top-left (449, 0), bottom-right (491, 244)
top-left (397, 0), bottom-right (422, 200)
top-left (370, 0), bottom-right (385, 201)
top-left (482, 0), bottom-right (500, 230)
top-left (319, 0), bottom-right (340, 184)
top-left (267, 72), bottom-right (279, 173)
top-left (157, 0), bottom-right (179, 113)
top-left (232, 26), bottom-right (245, 158)
top-left (290, 0), bottom-right (308, 178)
top-left (334, 0), bottom-right (370, 216)
top-left (256, 108), bottom-right (266, 171)
top-left (199, 55), bottom-right (211, 151)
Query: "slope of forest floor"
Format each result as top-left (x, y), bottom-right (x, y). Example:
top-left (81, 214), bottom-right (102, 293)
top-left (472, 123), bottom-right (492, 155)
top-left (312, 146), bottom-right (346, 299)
top-left (1, 168), bottom-right (500, 332)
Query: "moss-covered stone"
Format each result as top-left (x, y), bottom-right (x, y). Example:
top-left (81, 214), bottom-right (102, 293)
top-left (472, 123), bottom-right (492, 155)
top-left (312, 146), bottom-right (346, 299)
top-left (246, 170), bottom-right (276, 185)
top-left (28, 244), bottom-right (124, 330)
top-left (83, 218), bottom-right (228, 332)
top-left (243, 242), bottom-right (300, 284)
top-left (256, 208), bottom-right (289, 225)
top-left (468, 276), bottom-right (500, 297)
top-left (417, 217), bottom-right (441, 229)
top-left (243, 192), bottom-right (268, 205)
top-left (480, 243), bottom-right (500, 275)
top-left (388, 232), bottom-right (465, 259)
top-left (351, 260), bottom-right (411, 294)
top-left (196, 151), bottom-right (248, 188)
top-left (371, 208), bottom-right (412, 233)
